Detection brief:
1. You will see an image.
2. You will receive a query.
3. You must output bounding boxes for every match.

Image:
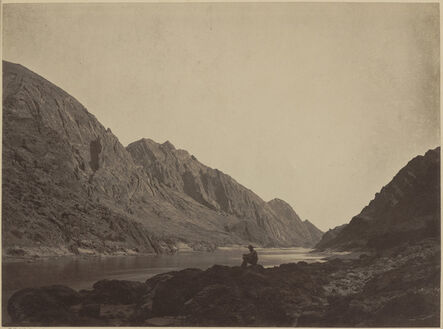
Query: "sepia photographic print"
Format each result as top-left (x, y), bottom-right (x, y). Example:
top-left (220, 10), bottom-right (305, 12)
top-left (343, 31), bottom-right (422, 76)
top-left (1, 1), bottom-right (441, 327)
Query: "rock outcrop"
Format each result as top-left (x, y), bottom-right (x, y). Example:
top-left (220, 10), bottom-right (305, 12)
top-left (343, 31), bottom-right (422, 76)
top-left (8, 285), bottom-right (82, 324)
top-left (2, 61), bottom-right (323, 257)
top-left (316, 147), bottom-right (440, 251)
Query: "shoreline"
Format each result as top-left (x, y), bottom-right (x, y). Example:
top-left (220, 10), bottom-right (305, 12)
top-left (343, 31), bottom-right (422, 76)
top-left (4, 238), bottom-right (439, 327)
top-left (2, 244), bottom-right (329, 263)
top-left (2, 251), bottom-right (159, 264)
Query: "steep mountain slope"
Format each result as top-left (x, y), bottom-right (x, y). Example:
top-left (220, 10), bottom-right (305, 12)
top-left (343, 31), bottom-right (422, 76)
top-left (2, 61), bottom-right (167, 256)
top-left (266, 199), bottom-right (322, 246)
top-left (127, 140), bottom-right (323, 247)
top-left (316, 147), bottom-right (440, 251)
top-left (2, 61), bottom-right (322, 256)
top-left (303, 220), bottom-right (324, 244)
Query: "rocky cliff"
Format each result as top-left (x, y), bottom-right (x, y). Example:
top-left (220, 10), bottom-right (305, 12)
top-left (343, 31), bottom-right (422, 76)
top-left (316, 147), bottom-right (440, 251)
top-left (2, 61), bottom-right (323, 257)
top-left (2, 61), bottom-right (166, 256)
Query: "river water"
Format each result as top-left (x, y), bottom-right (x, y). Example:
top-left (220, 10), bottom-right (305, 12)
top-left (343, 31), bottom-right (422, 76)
top-left (2, 247), bottom-right (335, 321)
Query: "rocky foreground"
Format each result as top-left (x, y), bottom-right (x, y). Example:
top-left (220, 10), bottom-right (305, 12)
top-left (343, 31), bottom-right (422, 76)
top-left (7, 237), bottom-right (440, 327)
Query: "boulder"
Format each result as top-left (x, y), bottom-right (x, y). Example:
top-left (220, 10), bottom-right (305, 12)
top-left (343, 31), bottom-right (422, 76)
top-left (79, 303), bottom-right (101, 318)
top-left (8, 285), bottom-right (81, 324)
top-left (151, 268), bottom-right (204, 316)
top-left (85, 279), bottom-right (149, 305)
top-left (184, 284), bottom-right (250, 326)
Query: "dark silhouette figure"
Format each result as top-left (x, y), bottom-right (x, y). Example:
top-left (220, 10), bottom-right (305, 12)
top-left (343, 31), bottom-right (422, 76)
top-left (241, 245), bottom-right (258, 268)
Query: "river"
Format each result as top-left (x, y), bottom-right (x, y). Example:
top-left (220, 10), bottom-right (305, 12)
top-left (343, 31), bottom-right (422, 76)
top-left (2, 247), bottom-right (340, 322)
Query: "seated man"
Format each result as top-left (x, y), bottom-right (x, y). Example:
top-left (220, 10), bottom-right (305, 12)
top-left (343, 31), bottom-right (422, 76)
top-left (241, 245), bottom-right (258, 268)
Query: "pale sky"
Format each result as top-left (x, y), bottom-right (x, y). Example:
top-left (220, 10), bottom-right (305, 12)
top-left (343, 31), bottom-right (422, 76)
top-left (3, 3), bottom-right (440, 231)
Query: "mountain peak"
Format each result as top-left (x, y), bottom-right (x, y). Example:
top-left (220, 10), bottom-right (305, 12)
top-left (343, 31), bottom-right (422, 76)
top-left (162, 140), bottom-right (175, 150)
top-left (268, 198), bottom-right (290, 206)
top-left (267, 199), bottom-right (300, 219)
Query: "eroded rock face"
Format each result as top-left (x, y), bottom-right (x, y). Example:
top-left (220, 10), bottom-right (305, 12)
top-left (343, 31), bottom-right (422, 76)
top-left (316, 147), bottom-right (440, 251)
top-left (2, 61), bottom-right (163, 256)
top-left (3, 60), bottom-right (323, 256)
top-left (127, 140), bottom-right (323, 247)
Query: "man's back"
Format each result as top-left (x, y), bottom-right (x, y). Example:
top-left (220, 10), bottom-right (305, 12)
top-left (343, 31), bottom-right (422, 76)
top-left (249, 250), bottom-right (258, 265)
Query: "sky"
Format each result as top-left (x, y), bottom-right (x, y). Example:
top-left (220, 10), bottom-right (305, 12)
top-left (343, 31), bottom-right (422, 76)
top-left (2, 2), bottom-right (440, 231)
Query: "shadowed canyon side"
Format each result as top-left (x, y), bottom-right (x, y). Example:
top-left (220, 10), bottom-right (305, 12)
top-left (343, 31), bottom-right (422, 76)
top-left (315, 224), bottom-right (347, 250)
top-left (2, 61), bottom-right (323, 257)
top-left (316, 147), bottom-right (440, 251)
